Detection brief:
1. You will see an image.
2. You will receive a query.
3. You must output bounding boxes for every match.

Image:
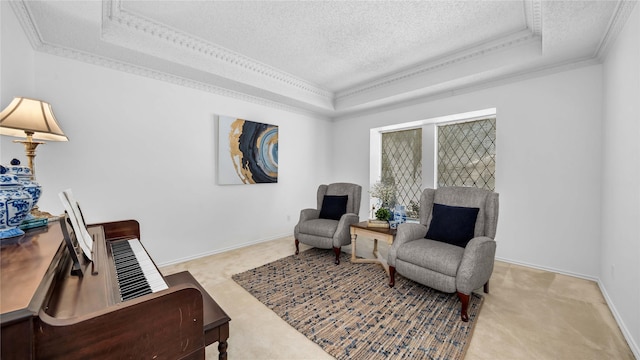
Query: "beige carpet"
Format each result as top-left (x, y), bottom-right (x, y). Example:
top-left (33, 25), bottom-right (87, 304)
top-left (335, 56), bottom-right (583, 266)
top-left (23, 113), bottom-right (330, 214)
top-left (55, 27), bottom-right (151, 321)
top-left (232, 248), bottom-right (482, 360)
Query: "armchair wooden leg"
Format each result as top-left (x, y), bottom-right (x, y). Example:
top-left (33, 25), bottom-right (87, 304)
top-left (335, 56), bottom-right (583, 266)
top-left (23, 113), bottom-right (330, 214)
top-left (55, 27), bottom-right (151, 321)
top-left (484, 280), bottom-right (490, 294)
top-left (389, 266), bottom-right (396, 287)
top-left (457, 292), bottom-right (470, 322)
top-left (295, 239), bottom-right (299, 255)
top-left (333, 247), bottom-right (341, 265)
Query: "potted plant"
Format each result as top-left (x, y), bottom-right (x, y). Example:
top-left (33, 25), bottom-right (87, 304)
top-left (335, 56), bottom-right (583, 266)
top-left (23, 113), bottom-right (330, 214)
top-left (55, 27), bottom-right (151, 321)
top-left (375, 207), bottom-right (391, 221)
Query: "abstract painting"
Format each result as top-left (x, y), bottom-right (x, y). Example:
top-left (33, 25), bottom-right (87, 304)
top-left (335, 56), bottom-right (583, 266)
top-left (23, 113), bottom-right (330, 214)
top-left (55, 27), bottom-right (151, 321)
top-left (218, 116), bottom-right (278, 184)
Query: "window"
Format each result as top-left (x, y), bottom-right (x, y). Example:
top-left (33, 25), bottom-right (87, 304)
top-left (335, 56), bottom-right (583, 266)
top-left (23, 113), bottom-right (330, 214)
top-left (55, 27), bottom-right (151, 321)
top-left (371, 108), bottom-right (496, 220)
top-left (380, 128), bottom-right (422, 218)
top-left (437, 118), bottom-right (496, 191)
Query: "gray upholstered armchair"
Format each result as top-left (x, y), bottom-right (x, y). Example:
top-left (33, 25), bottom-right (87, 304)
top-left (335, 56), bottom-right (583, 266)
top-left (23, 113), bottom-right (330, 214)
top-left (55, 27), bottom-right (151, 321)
top-left (388, 186), bottom-right (499, 321)
top-left (294, 183), bottom-right (362, 264)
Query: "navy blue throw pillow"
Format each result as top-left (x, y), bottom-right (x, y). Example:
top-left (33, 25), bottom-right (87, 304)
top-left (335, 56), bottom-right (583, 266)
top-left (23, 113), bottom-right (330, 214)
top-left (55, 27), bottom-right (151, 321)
top-left (425, 203), bottom-right (480, 248)
top-left (319, 195), bottom-right (348, 221)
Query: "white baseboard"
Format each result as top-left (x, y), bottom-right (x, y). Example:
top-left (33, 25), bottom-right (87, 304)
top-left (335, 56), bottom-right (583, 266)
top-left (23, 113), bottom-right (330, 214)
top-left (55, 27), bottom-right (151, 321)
top-left (597, 282), bottom-right (640, 359)
top-left (157, 232), bottom-right (293, 267)
top-left (495, 256), bottom-right (599, 282)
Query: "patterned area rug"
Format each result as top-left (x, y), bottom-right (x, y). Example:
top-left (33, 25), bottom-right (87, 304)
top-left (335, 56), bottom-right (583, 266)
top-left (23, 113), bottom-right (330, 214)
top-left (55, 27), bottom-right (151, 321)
top-left (232, 248), bottom-right (483, 360)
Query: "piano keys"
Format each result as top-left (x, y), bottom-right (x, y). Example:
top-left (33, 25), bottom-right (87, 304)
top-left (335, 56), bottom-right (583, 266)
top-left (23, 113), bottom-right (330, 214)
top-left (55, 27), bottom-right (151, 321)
top-left (111, 239), bottom-right (169, 300)
top-left (0, 220), bottom-right (230, 360)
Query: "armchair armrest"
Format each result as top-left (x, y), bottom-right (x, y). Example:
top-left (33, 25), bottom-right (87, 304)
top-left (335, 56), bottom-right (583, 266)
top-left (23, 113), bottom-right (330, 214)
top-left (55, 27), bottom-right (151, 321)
top-left (294, 208), bottom-right (320, 239)
top-left (333, 213), bottom-right (360, 247)
top-left (298, 208), bottom-right (320, 223)
top-left (338, 213), bottom-right (360, 226)
top-left (456, 236), bottom-right (497, 294)
top-left (388, 223), bottom-right (427, 266)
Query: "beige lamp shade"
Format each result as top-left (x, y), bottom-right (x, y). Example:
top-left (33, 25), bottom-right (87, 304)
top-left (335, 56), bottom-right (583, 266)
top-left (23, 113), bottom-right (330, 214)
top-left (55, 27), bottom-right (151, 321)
top-left (0, 97), bottom-right (68, 141)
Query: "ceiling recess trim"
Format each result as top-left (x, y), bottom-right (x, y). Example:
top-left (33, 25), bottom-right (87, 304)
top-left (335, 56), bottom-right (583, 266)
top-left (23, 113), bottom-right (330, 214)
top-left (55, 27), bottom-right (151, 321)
top-left (524, 0), bottom-right (543, 37)
top-left (7, 0), bottom-right (638, 121)
top-left (334, 56), bottom-right (600, 121)
top-left (594, 0), bottom-right (637, 59)
top-left (335, 29), bottom-right (540, 101)
top-left (9, 0), bottom-right (45, 49)
top-left (9, 2), bottom-right (323, 117)
top-left (104, 0), bottom-right (334, 101)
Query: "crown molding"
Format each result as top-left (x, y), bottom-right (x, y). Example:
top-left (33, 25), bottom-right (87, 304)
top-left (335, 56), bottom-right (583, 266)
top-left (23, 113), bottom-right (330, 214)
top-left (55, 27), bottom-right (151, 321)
top-left (524, 0), bottom-right (543, 37)
top-left (594, 0), bottom-right (637, 60)
top-left (336, 0), bottom-right (541, 102)
top-left (332, 56), bottom-right (600, 122)
top-left (335, 29), bottom-right (540, 102)
top-left (8, 0), bottom-right (44, 49)
top-left (38, 42), bottom-right (321, 116)
top-left (103, 0), bottom-right (333, 101)
top-left (8, 0), bottom-right (632, 122)
top-left (9, 0), bottom-right (330, 118)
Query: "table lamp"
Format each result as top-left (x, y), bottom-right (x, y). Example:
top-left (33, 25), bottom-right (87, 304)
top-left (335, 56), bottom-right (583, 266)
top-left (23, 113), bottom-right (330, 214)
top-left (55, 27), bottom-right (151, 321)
top-left (0, 97), bottom-right (68, 218)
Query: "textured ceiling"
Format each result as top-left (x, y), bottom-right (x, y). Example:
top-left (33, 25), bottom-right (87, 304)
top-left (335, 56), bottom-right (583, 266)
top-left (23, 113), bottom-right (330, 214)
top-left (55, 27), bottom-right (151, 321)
top-left (10, 0), bottom-right (637, 118)
top-left (123, 0), bottom-right (526, 91)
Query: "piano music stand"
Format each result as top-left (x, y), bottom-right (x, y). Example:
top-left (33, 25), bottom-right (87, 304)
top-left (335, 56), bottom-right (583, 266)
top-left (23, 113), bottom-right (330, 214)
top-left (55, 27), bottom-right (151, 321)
top-left (60, 213), bottom-right (98, 276)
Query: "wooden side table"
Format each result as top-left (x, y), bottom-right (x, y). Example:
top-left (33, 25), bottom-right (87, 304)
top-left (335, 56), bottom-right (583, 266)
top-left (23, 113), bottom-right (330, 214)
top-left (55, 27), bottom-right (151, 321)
top-left (349, 221), bottom-right (396, 278)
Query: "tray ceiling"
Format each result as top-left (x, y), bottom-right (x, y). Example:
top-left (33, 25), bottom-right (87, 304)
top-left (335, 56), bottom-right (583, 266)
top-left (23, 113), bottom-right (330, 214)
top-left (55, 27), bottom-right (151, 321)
top-left (9, 0), bottom-right (636, 118)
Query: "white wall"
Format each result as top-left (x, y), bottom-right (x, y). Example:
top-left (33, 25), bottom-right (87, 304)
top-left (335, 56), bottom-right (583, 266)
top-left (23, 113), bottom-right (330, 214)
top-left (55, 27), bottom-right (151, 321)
top-left (333, 65), bottom-right (604, 279)
top-left (601, 4), bottom-right (640, 356)
top-left (1, 3), bottom-right (334, 265)
top-left (0, 1), bottom-right (34, 101)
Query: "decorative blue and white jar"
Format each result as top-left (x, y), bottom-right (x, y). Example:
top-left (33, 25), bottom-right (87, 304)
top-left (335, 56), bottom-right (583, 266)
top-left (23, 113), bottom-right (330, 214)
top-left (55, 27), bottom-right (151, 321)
top-left (393, 204), bottom-right (407, 225)
top-left (5, 159), bottom-right (41, 216)
top-left (0, 165), bottom-right (34, 239)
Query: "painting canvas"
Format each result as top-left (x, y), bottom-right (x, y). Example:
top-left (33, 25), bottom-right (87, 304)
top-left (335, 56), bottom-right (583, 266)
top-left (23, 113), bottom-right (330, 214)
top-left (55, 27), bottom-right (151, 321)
top-left (218, 116), bottom-right (278, 184)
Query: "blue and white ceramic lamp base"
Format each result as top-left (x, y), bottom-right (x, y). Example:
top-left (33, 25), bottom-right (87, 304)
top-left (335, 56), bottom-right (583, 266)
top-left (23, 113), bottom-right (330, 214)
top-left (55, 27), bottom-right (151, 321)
top-left (0, 160), bottom-right (41, 240)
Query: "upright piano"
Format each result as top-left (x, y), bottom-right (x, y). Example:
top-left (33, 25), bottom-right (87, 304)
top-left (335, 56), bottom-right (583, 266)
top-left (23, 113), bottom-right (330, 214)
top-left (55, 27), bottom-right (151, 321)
top-left (0, 219), bottom-right (230, 359)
